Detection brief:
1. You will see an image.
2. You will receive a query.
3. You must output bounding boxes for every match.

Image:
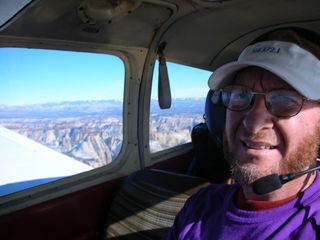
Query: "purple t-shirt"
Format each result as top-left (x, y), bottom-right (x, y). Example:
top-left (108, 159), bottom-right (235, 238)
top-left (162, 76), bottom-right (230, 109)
top-left (165, 171), bottom-right (320, 239)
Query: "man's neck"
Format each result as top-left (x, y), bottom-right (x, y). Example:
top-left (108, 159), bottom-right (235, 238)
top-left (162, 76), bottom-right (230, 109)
top-left (235, 188), bottom-right (298, 211)
top-left (241, 172), bottom-right (317, 201)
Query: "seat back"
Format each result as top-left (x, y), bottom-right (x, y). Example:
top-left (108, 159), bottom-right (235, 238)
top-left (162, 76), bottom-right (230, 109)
top-left (104, 169), bottom-right (209, 239)
top-left (189, 122), bottom-right (231, 183)
top-left (187, 90), bottom-right (231, 183)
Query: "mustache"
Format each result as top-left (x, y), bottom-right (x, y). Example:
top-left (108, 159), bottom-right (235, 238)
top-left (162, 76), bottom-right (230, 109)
top-left (242, 131), bottom-right (279, 143)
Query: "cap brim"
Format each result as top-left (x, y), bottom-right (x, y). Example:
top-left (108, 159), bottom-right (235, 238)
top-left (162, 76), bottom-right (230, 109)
top-left (208, 61), bottom-right (264, 90)
top-left (208, 60), bottom-right (299, 91)
top-left (208, 41), bottom-right (320, 100)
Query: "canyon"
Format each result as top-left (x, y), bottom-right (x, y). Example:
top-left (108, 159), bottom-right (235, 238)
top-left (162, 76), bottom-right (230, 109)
top-left (0, 98), bottom-right (205, 167)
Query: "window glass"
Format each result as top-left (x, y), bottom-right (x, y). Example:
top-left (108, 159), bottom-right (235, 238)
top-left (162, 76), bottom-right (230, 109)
top-left (150, 61), bottom-right (212, 153)
top-left (0, 47), bottom-right (124, 196)
top-left (0, 0), bottom-right (33, 27)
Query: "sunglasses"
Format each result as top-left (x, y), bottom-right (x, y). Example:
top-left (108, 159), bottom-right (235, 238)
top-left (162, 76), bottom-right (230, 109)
top-left (216, 85), bottom-right (308, 118)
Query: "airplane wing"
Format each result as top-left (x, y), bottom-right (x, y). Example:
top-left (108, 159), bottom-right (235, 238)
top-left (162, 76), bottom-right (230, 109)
top-left (0, 126), bottom-right (93, 196)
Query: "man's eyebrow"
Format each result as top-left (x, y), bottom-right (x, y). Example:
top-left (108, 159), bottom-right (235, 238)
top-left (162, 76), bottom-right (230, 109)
top-left (261, 80), bottom-right (294, 91)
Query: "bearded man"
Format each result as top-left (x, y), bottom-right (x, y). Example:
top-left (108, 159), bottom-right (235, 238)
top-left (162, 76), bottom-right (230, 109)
top-left (165, 27), bottom-right (320, 239)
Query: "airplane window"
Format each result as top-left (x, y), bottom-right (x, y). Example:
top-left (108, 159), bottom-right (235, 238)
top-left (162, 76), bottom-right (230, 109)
top-left (150, 61), bottom-right (212, 153)
top-left (0, 47), bottom-right (124, 196)
top-left (0, 0), bottom-right (33, 27)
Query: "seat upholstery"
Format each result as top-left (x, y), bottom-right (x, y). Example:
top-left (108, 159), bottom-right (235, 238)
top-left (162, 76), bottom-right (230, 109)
top-left (189, 122), bottom-right (231, 183)
top-left (104, 169), bottom-right (209, 239)
top-left (187, 90), bottom-right (231, 183)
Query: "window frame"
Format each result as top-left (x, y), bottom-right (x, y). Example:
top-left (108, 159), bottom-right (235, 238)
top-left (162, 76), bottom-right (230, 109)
top-left (0, 40), bottom-right (145, 217)
top-left (148, 59), bottom-right (211, 155)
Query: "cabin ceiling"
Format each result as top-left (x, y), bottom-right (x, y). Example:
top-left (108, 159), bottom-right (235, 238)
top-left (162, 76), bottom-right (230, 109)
top-left (0, 0), bottom-right (319, 70)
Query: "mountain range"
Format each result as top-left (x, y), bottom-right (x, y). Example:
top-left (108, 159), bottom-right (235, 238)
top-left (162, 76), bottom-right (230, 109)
top-left (0, 98), bottom-right (206, 167)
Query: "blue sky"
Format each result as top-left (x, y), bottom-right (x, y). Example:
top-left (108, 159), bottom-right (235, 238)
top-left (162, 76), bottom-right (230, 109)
top-left (0, 47), bottom-right (211, 106)
top-left (155, 61), bottom-right (212, 99)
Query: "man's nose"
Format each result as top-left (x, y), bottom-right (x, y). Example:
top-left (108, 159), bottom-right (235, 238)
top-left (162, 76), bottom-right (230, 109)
top-left (242, 95), bottom-right (274, 133)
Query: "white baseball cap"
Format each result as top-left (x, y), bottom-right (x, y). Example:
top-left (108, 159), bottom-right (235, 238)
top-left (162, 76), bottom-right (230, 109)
top-left (208, 40), bottom-right (320, 100)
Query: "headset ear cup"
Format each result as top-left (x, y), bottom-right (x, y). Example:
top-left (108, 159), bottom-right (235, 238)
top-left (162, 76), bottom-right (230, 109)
top-left (211, 90), bottom-right (221, 104)
top-left (205, 90), bottom-right (226, 142)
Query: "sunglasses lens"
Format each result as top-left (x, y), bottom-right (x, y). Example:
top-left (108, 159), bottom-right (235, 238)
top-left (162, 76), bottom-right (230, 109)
top-left (221, 86), bottom-right (252, 111)
top-left (266, 90), bottom-right (303, 117)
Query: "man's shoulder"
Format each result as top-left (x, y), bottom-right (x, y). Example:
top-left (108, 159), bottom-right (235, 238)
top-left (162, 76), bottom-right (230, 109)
top-left (172, 183), bottom-right (240, 228)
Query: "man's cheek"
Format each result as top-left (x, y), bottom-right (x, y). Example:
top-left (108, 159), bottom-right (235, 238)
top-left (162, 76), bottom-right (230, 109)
top-left (225, 114), bottom-right (239, 143)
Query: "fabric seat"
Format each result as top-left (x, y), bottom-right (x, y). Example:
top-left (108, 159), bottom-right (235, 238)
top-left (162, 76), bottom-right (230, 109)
top-left (104, 169), bottom-right (209, 239)
top-left (187, 90), bottom-right (232, 183)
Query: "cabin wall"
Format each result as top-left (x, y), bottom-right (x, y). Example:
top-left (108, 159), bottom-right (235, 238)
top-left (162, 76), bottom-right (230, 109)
top-left (151, 150), bottom-right (194, 174)
top-left (0, 152), bottom-right (192, 240)
top-left (0, 177), bottom-right (123, 240)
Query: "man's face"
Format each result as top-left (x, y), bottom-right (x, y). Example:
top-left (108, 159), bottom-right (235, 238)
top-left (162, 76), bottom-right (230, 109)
top-left (224, 67), bottom-right (320, 185)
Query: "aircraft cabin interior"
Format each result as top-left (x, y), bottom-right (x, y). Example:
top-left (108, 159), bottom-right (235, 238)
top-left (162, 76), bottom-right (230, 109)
top-left (0, 0), bottom-right (319, 239)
